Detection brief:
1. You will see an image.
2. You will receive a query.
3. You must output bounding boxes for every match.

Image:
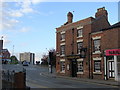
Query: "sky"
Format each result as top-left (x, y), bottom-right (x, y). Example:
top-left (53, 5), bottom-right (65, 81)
top-left (0, 0), bottom-right (119, 61)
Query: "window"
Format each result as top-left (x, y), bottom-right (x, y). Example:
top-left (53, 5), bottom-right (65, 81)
top-left (93, 39), bottom-right (100, 52)
top-left (77, 61), bottom-right (83, 72)
top-left (60, 45), bottom-right (65, 55)
top-left (77, 29), bottom-right (83, 37)
top-left (61, 33), bottom-right (65, 41)
top-left (94, 61), bottom-right (101, 72)
top-left (77, 42), bottom-right (83, 54)
top-left (60, 61), bottom-right (65, 72)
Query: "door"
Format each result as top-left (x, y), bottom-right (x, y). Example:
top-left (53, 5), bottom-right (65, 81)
top-left (71, 59), bottom-right (77, 77)
top-left (108, 61), bottom-right (115, 78)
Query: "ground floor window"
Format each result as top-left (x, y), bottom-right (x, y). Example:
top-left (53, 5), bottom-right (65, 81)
top-left (94, 61), bottom-right (101, 72)
top-left (77, 61), bottom-right (83, 72)
top-left (60, 61), bottom-right (65, 72)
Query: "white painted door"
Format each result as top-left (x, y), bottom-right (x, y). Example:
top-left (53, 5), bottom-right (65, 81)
top-left (108, 61), bottom-right (115, 78)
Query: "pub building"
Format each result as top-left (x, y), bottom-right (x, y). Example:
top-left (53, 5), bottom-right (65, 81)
top-left (56, 7), bottom-right (120, 81)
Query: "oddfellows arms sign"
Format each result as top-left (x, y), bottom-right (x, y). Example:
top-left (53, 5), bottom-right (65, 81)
top-left (106, 49), bottom-right (120, 56)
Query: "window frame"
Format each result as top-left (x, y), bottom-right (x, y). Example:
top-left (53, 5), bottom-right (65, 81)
top-left (93, 39), bottom-right (101, 52)
top-left (77, 29), bottom-right (83, 37)
top-left (60, 33), bottom-right (65, 41)
top-left (94, 60), bottom-right (101, 72)
top-left (60, 61), bottom-right (65, 73)
top-left (77, 61), bottom-right (84, 72)
top-left (60, 45), bottom-right (65, 56)
top-left (77, 42), bottom-right (83, 54)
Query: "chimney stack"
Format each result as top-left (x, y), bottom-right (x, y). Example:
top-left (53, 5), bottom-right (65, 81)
top-left (95, 7), bottom-right (108, 20)
top-left (67, 12), bottom-right (73, 23)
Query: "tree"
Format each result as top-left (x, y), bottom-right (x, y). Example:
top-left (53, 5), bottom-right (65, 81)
top-left (40, 48), bottom-right (56, 67)
top-left (36, 61), bottom-right (40, 65)
top-left (41, 54), bottom-right (48, 65)
top-left (10, 55), bottom-right (18, 64)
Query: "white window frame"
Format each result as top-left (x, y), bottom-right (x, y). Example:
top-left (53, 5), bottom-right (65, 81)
top-left (60, 61), bottom-right (65, 73)
top-left (77, 59), bottom-right (83, 74)
top-left (60, 45), bottom-right (65, 56)
top-left (77, 29), bottom-right (83, 38)
top-left (77, 42), bottom-right (83, 54)
top-left (93, 60), bottom-right (102, 74)
top-left (93, 39), bottom-right (101, 53)
top-left (60, 33), bottom-right (65, 41)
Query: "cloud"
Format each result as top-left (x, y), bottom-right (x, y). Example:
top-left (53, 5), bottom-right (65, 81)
top-left (19, 27), bottom-right (30, 32)
top-left (9, 10), bottom-right (23, 17)
top-left (2, 18), bottom-right (20, 30)
top-left (1, 1), bottom-right (41, 31)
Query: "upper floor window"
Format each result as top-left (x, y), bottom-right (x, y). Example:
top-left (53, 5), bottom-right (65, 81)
top-left (77, 42), bottom-right (83, 54)
top-left (93, 39), bottom-right (101, 52)
top-left (61, 33), bottom-right (65, 41)
top-left (77, 29), bottom-right (83, 37)
top-left (60, 45), bottom-right (65, 55)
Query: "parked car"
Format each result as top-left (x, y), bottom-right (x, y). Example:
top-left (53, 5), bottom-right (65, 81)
top-left (23, 61), bottom-right (29, 66)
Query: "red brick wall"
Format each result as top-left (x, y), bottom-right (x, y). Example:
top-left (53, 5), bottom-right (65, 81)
top-left (102, 28), bottom-right (119, 50)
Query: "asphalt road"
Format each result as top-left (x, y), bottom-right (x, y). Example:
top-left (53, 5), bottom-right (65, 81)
top-left (2, 64), bottom-right (119, 89)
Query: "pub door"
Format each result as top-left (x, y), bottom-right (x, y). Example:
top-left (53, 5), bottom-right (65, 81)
top-left (71, 59), bottom-right (77, 77)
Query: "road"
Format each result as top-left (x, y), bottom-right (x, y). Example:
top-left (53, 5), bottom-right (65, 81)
top-left (2, 64), bottom-right (119, 89)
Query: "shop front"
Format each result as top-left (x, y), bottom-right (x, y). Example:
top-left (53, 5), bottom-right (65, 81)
top-left (104, 49), bottom-right (120, 81)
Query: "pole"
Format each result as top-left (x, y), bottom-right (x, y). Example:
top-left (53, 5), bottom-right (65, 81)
top-left (12, 45), bottom-right (14, 56)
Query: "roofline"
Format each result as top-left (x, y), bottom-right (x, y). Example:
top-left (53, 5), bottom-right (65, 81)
top-left (56, 17), bottom-right (95, 30)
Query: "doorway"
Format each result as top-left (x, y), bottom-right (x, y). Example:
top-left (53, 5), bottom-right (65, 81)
top-left (71, 59), bottom-right (77, 77)
top-left (108, 60), bottom-right (115, 78)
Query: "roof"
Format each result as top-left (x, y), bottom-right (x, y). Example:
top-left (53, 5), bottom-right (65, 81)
top-left (101, 21), bottom-right (120, 31)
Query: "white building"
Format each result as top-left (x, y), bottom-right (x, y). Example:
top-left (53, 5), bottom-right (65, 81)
top-left (20, 52), bottom-right (35, 64)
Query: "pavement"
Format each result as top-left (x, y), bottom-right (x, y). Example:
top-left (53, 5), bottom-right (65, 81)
top-left (41, 71), bottom-right (120, 87)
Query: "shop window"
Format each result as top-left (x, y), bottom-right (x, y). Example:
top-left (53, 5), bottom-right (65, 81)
top-left (60, 45), bottom-right (65, 55)
top-left (60, 61), bottom-right (65, 72)
top-left (77, 42), bottom-right (83, 54)
top-left (94, 61), bottom-right (101, 72)
top-left (77, 29), bottom-right (83, 37)
top-left (77, 61), bottom-right (83, 72)
top-left (93, 39), bottom-right (101, 52)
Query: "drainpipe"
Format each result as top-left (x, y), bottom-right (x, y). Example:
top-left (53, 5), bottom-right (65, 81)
top-left (88, 33), bottom-right (93, 79)
top-left (104, 54), bottom-right (107, 80)
top-left (114, 55), bottom-right (118, 81)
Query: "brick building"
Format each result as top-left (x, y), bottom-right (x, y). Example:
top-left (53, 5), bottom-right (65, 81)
top-left (1, 49), bottom-right (11, 63)
top-left (56, 7), bottom-right (119, 81)
top-left (90, 22), bottom-right (120, 81)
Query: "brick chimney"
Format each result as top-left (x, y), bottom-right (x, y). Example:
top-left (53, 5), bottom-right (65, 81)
top-left (95, 7), bottom-right (108, 20)
top-left (67, 12), bottom-right (73, 23)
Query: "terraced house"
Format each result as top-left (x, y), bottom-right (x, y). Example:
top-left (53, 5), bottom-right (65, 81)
top-left (56, 7), bottom-right (120, 81)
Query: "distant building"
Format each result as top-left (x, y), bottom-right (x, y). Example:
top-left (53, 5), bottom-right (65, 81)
top-left (20, 52), bottom-right (35, 64)
top-left (0, 40), bottom-right (3, 61)
top-left (0, 40), bottom-right (3, 51)
top-left (1, 49), bottom-right (11, 63)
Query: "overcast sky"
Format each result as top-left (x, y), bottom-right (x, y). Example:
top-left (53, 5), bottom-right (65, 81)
top-left (0, 0), bottom-right (119, 61)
